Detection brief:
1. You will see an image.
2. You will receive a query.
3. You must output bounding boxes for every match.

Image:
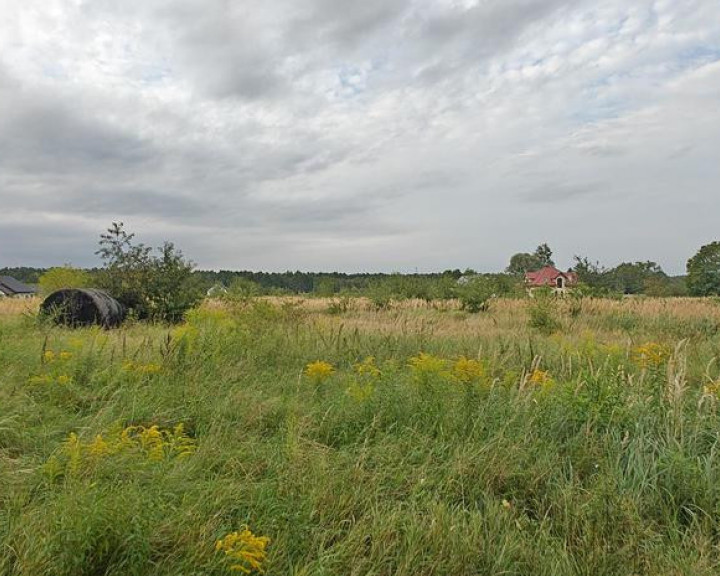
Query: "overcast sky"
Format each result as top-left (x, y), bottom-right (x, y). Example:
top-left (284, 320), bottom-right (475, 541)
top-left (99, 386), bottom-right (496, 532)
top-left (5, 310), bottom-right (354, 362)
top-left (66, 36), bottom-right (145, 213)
top-left (0, 0), bottom-right (718, 273)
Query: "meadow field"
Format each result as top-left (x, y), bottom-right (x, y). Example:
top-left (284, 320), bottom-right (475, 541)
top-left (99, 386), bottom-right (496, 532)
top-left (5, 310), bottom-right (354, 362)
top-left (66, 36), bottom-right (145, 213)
top-left (3, 295), bottom-right (720, 575)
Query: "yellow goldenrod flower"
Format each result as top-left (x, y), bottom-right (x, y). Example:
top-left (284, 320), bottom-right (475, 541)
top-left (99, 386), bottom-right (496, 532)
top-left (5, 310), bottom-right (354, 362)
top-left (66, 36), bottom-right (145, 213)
top-left (49, 423), bottom-right (197, 478)
top-left (354, 356), bottom-right (381, 379)
top-left (59, 351), bottom-right (73, 361)
top-left (88, 434), bottom-right (111, 457)
top-left (122, 360), bottom-right (162, 375)
top-left (452, 357), bottom-right (485, 383)
top-left (170, 423), bottom-right (196, 458)
top-left (703, 381), bottom-right (720, 397)
top-left (216, 527), bottom-right (270, 574)
top-left (304, 361), bottom-right (335, 383)
top-left (528, 368), bottom-right (552, 387)
top-left (408, 353), bottom-right (449, 378)
top-left (137, 363), bottom-right (162, 375)
top-left (56, 374), bottom-right (71, 385)
top-left (43, 350), bottom-right (56, 363)
top-left (64, 432), bottom-right (82, 474)
top-left (138, 425), bottom-right (165, 461)
top-left (633, 342), bottom-right (668, 369)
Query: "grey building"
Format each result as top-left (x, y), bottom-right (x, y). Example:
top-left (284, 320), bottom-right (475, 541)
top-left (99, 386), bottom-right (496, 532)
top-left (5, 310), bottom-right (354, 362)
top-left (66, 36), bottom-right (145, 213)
top-left (0, 276), bottom-right (37, 297)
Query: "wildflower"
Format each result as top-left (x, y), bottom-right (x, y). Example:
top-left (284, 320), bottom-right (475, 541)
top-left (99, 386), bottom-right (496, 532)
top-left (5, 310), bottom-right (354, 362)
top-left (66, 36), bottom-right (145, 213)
top-left (64, 432), bottom-right (82, 473)
top-left (452, 357), bottom-right (484, 383)
top-left (528, 368), bottom-right (552, 387)
top-left (304, 361), bottom-right (334, 384)
top-left (56, 374), bottom-right (71, 385)
top-left (59, 351), bottom-right (73, 361)
top-left (354, 356), bottom-right (381, 379)
top-left (408, 353), bottom-right (449, 378)
top-left (88, 434), bottom-right (111, 457)
top-left (216, 527), bottom-right (270, 574)
top-left (136, 363), bottom-right (161, 375)
top-left (138, 425), bottom-right (165, 461)
top-left (633, 342), bottom-right (668, 369)
top-left (169, 423), bottom-right (196, 458)
top-left (703, 381), bottom-right (720, 397)
top-left (43, 350), bottom-right (56, 363)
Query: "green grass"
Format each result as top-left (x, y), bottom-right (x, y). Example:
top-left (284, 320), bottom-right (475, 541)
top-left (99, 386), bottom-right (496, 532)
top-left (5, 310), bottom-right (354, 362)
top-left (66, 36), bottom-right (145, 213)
top-left (3, 298), bottom-right (720, 575)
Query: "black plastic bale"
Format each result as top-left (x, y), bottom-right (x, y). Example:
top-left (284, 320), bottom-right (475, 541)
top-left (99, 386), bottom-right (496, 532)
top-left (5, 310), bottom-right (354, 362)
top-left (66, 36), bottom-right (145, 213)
top-left (41, 289), bottom-right (126, 329)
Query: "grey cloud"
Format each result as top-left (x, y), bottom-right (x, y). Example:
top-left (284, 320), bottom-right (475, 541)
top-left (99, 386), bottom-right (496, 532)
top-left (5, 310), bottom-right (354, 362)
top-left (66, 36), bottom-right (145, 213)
top-left (0, 76), bottom-right (153, 175)
top-left (1, 1), bottom-right (719, 273)
top-left (518, 182), bottom-right (603, 204)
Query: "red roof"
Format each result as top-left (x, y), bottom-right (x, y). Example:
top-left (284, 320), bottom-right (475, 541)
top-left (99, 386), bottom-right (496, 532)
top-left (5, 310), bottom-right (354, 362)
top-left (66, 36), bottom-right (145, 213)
top-left (525, 266), bottom-right (578, 287)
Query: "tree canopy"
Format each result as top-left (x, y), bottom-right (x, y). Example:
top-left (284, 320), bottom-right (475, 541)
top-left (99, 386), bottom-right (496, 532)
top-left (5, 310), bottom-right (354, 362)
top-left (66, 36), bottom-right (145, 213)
top-left (38, 266), bottom-right (91, 295)
top-left (506, 244), bottom-right (554, 276)
top-left (687, 241), bottom-right (720, 296)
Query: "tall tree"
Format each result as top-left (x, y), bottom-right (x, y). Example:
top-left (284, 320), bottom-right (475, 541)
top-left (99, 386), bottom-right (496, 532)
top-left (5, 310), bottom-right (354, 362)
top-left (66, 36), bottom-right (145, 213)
top-left (534, 243), bottom-right (554, 267)
top-left (573, 256), bottom-right (607, 288)
top-left (608, 261), bottom-right (665, 294)
top-left (687, 242), bottom-right (720, 296)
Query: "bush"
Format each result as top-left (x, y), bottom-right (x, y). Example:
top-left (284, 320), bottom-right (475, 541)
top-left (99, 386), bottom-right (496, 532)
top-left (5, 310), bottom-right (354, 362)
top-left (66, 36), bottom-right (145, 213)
top-left (455, 277), bottom-right (495, 313)
top-left (38, 266), bottom-right (92, 295)
top-left (528, 288), bottom-right (561, 334)
top-left (95, 222), bottom-right (204, 323)
top-left (224, 277), bottom-right (262, 304)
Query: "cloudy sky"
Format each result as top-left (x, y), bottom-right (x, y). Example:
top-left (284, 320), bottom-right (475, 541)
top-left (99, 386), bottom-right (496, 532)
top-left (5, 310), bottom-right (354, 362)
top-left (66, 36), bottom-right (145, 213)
top-left (0, 0), bottom-right (718, 273)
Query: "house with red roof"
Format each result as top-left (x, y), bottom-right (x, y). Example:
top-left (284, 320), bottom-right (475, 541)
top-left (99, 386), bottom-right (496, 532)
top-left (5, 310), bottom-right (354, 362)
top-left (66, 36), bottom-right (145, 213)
top-left (525, 266), bottom-right (578, 293)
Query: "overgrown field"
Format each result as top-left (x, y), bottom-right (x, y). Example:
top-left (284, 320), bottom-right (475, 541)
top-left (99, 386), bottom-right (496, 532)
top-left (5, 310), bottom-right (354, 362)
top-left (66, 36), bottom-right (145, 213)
top-left (3, 296), bottom-right (720, 575)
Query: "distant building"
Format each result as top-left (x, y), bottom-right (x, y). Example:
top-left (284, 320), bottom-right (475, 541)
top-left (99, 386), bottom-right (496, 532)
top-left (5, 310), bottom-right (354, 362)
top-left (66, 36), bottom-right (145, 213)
top-left (525, 266), bottom-right (578, 293)
top-left (0, 276), bottom-right (37, 298)
top-left (206, 283), bottom-right (228, 297)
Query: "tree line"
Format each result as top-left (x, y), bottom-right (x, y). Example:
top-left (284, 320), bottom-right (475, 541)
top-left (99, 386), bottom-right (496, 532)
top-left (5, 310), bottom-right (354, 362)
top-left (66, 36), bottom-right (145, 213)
top-left (3, 225), bottom-right (720, 324)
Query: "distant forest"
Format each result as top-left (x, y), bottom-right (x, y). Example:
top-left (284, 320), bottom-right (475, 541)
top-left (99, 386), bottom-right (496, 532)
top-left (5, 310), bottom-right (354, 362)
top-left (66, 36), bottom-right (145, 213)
top-left (0, 264), bottom-right (688, 298)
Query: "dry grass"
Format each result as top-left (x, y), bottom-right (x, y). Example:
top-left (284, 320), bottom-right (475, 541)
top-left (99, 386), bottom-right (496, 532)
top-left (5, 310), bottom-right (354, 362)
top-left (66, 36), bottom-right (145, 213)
top-left (0, 296), bottom-right (40, 316)
top-left (238, 296), bottom-right (720, 342)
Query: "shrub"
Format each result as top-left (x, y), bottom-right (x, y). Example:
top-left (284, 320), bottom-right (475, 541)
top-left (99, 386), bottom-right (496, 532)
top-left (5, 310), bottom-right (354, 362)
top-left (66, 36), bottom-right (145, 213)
top-left (224, 277), bottom-right (262, 304)
top-left (95, 222), bottom-right (204, 323)
top-left (38, 266), bottom-right (91, 295)
top-left (528, 288), bottom-right (561, 334)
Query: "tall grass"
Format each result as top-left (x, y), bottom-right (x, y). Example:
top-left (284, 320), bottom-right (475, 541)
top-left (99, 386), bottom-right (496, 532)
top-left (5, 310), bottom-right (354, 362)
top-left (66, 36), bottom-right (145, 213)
top-left (2, 297), bottom-right (720, 574)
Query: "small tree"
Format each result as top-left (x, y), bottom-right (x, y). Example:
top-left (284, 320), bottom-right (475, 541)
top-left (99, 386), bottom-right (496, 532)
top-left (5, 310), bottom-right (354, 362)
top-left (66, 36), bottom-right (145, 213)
top-left (38, 266), bottom-right (91, 295)
top-left (455, 277), bottom-right (495, 312)
top-left (95, 222), bottom-right (203, 322)
top-left (506, 244), bottom-right (554, 276)
top-left (687, 242), bottom-right (720, 296)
